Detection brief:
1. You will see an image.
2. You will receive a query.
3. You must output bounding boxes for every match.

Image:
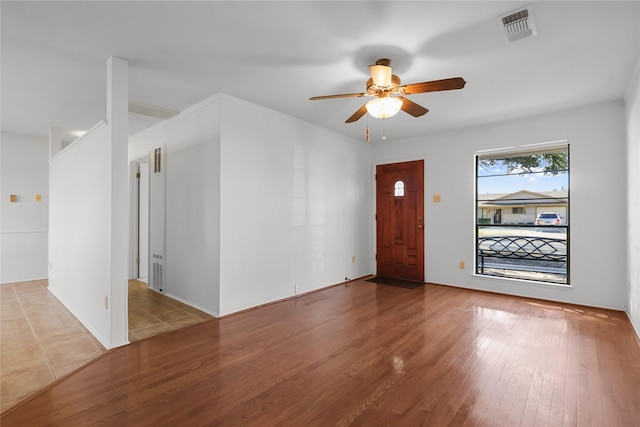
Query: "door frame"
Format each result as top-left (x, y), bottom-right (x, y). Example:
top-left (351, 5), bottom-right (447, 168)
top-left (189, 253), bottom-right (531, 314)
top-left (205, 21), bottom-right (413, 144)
top-left (374, 159), bottom-right (425, 282)
top-left (128, 157), bottom-right (149, 281)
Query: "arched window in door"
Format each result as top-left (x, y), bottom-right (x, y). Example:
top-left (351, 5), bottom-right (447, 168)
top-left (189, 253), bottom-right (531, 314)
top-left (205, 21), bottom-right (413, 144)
top-left (394, 180), bottom-right (405, 197)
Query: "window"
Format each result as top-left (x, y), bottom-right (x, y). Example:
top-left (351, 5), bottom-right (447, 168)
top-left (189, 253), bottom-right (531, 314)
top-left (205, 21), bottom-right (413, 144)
top-left (394, 180), bottom-right (405, 197)
top-left (476, 145), bottom-right (569, 284)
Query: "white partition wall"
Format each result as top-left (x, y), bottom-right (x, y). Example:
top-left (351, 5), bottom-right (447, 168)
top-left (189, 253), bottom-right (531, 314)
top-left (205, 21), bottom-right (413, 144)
top-left (49, 122), bottom-right (113, 345)
top-left (48, 57), bottom-right (129, 348)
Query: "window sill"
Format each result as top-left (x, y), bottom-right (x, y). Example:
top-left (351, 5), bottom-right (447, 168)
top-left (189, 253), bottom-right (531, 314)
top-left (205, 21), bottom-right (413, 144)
top-left (471, 273), bottom-right (572, 289)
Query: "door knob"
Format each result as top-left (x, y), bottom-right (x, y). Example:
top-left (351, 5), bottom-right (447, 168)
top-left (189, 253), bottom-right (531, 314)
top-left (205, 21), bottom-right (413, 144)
top-left (418, 224), bottom-right (423, 229)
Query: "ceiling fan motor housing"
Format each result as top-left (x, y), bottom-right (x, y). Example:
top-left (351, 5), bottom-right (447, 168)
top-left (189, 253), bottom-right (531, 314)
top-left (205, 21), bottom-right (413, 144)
top-left (366, 75), bottom-right (401, 95)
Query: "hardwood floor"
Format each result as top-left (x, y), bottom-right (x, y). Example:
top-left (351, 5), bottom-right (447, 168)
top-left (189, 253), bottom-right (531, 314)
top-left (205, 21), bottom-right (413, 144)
top-left (2, 279), bottom-right (639, 426)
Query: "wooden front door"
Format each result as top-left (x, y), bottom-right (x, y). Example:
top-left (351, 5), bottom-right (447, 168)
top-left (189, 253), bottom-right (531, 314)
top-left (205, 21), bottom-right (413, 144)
top-left (376, 160), bottom-right (424, 282)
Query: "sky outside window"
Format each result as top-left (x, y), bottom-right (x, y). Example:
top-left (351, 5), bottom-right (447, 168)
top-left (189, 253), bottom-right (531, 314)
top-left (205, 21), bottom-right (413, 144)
top-left (477, 151), bottom-right (569, 194)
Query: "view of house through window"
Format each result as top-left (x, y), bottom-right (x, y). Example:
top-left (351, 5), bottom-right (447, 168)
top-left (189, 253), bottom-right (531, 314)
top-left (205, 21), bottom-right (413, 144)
top-left (476, 145), bottom-right (569, 284)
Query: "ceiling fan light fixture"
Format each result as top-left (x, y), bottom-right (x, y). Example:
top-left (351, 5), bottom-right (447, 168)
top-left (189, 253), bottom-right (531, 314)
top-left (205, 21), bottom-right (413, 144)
top-left (369, 64), bottom-right (392, 87)
top-left (366, 96), bottom-right (402, 119)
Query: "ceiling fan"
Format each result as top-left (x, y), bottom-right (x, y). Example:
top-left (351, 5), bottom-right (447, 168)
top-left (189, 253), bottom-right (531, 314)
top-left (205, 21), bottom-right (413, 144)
top-left (309, 58), bottom-right (466, 123)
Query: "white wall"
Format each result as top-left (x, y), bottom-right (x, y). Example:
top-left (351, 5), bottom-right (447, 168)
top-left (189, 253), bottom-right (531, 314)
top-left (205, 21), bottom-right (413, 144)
top-left (165, 134), bottom-right (221, 313)
top-left (129, 93), bottom-right (373, 317)
top-left (0, 132), bottom-right (49, 283)
top-left (219, 98), bottom-right (373, 315)
top-left (626, 57), bottom-right (640, 338)
top-left (48, 57), bottom-right (129, 349)
top-left (49, 123), bottom-right (114, 346)
top-left (374, 101), bottom-right (628, 310)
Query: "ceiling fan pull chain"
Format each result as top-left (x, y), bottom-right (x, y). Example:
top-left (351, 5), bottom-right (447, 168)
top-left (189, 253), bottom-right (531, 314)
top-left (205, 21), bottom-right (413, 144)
top-left (366, 116), bottom-right (370, 142)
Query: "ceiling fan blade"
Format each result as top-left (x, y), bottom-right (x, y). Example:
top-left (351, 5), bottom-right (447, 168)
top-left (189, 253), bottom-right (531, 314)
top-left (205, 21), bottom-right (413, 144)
top-left (398, 96), bottom-right (429, 117)
top-left (309, 92), bottom-right (367, 101)
top-left (400, 77), bottom-right (466, 95)
top-left (345, 104), bottom-right (369, 123)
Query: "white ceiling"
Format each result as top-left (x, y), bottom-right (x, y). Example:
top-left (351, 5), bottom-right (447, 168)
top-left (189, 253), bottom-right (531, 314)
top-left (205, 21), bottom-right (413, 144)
top-left (2, 1), bottom-right (639, 144)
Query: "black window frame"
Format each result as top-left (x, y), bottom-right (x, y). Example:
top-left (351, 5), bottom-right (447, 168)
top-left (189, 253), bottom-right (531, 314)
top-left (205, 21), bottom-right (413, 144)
top-left (475, 145), bottom-right (570, 285)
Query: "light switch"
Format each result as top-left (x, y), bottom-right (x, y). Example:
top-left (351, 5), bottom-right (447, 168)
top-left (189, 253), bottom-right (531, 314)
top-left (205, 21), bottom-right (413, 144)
top-left (433, 194), bottom-right (441, 203)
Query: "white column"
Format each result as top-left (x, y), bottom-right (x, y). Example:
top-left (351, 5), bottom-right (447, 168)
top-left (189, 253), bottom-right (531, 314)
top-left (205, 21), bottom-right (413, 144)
top-left (107, 56), bottom-right (129, 348)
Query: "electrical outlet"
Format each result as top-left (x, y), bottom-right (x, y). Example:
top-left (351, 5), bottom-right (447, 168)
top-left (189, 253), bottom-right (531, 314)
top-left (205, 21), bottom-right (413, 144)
top-left (352, 255), bottom-right (356, 263)
top-left (459, 261), bottom-right (465, 269)
top-left (104, 295), bottom-right (109, 309)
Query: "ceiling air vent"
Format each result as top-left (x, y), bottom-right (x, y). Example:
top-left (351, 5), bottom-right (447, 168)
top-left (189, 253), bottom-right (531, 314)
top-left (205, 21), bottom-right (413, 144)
top-left (499, 5), bottom-right (536, 42)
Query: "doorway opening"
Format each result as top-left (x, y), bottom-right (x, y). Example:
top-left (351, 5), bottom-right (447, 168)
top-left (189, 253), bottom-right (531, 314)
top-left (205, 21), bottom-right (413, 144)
top-left (127, 153), bottom-right (213, 342)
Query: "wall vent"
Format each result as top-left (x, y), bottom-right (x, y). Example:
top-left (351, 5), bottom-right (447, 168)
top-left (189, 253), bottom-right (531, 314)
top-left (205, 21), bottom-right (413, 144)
top-left (499, 5), bottom-right (536, 42)
top-left (152, 254), bottom-right (164, 293)
top-left (153, 147), bottom-right (162, 174)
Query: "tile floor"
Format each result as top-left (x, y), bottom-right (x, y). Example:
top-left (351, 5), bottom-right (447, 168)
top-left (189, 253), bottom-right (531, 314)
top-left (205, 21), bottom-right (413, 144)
top-left (127, 279), bottom-right (214, 342)
top-left (1, 279), bottom-right (214, 412)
